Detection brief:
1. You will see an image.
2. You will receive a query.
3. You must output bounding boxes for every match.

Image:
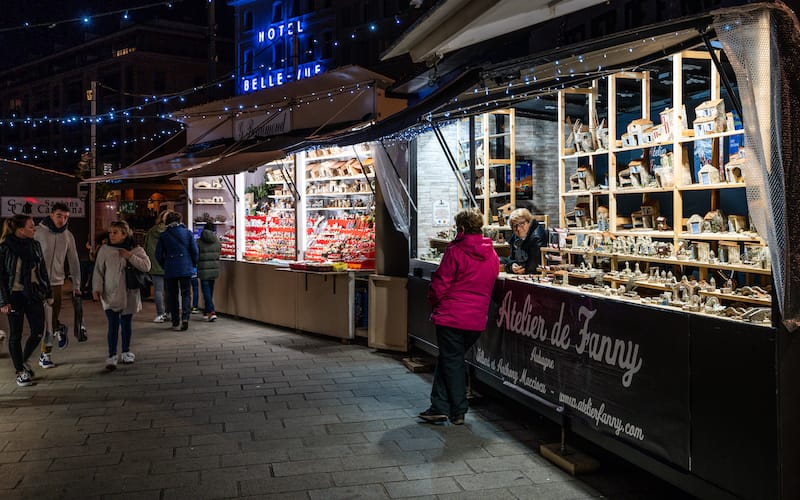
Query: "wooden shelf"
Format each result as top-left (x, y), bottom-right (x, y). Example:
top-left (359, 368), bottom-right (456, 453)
top-left (698, 289), bottom-right (771, 305)
top-left (306, 192), bottom-right (373, 197)
top-left (677, 182), bottom-right (746, 191)
top-left (306, 174), bottom-right (375, 182)
top-left (561, 149), bottom-right (609, 160)
top-left (614, 230), bottom-right (675, 238)
top-left (614, 187), bottom-right (673, 194)
top-left (562, 190), bottom-right (609, 197)
top-left (678, 232), bottom-right (763, 242)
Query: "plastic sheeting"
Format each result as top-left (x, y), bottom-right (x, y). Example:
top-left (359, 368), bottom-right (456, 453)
top-left (713, 4), bottom-right (800, 330)
top-left (369, 141), bottom-right (412, 238)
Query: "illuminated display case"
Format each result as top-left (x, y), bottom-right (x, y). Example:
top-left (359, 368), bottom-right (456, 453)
top-left (301, 145), bottom-right (376, 269)
top-left (243, 159), bottom-right (297, 262)
top-left (189, 175), bottom-right (236, 260)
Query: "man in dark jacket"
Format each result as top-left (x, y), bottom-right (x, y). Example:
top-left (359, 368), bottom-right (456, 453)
top-left (155, 211), bottom-right (198, 331)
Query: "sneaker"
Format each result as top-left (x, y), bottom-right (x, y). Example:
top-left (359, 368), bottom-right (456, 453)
top-left (56, 324), bottom-right (69, 349)
top-left (22, 363), bottom-right (35, 379)
top-left (105, 355), bottom-right (118, 371)
top-left (16, 372), bottom-right (33, 387)
top-left (207, 312), bottom-right (218, 322)
top-left (121, 352), bottom-right (135, 364)
top-left (77, 326), bottom-right (88, 342)
top-left (450, 414), bottom-right (465, 425)
top-left (171, 324), bottom-right (182, 331)
top-left (191, 307), bottom-right (201, 314)
top-left (38, 353), bottom-right (55, 369)
top-left (180, 320), bottom-right (189, 331)
top-left (418, 408), bottom-right (448, 423)
top-left (153, 314), bottom-right (166, 323)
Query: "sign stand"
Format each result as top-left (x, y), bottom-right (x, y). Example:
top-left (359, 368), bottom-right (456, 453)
top-left (540, 418), bottom-right (600, 475)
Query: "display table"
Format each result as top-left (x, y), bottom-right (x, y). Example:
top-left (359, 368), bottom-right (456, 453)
top-left (215, 260), bottom-right (371, 339)
top-left (407, 259), bottom-right (778, 499)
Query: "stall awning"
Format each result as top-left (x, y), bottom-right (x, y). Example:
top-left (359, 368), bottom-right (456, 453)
top-left (172, 135), bottom-right (306, 179)
top-left (81, 143), bottom-right (232, 183)
top-left (383, 0), bottom-right (607, 63)
top-left (302, 68), bottom-right (480, 148)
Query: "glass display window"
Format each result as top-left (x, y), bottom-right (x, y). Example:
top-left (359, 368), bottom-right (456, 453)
top-left (302, 145), bottom-right (376, 269)
top-left (242, 159), bottom-right (298, 262)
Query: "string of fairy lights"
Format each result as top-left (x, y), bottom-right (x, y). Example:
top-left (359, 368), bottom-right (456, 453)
top-left (0, 7), bottom-right (702, 162)
top-left (0, 2), bottom-right (419, 162)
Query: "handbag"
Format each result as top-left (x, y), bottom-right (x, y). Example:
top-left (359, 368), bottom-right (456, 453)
top-left (125, 263), bottom-right (152, 290)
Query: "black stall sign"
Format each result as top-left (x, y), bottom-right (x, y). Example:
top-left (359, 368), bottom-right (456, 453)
top-left (2, 196), bottom-right (85, 217)
top-left (471, 279), bottom-right (691, 469)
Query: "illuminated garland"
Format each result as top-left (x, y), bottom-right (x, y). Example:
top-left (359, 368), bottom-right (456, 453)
top-left (0, 1), bottom-right (182, 33)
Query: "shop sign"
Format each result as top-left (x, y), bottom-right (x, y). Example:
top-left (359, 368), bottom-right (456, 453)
top-left (241, 16), bottom-right (325, 94)
top-left (241, 63), bottom-right (324, 93)
top-left (234, 109), bottom-right (291, 140)
top-left (1, 196), bottom-right (85, 218)
top-left (256, 20), bottom-right (304, 44)
top-left (470, 279), bottom-right (690, 468)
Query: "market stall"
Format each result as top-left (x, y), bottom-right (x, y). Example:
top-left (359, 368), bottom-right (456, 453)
top-left (389, 3), bottom-right (799, 499)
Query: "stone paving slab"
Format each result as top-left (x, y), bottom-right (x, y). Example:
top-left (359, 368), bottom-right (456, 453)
top-left (0, 294), bottom-right (693, 499)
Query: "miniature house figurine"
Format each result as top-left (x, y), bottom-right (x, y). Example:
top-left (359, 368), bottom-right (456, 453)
top-left (698, 161), bottom-right (721, 185)
top-left (659, 107), bottom-right (676, 141)
top-left (728, 214), bottom-right (748, 232)
top-left (570, 164), bottom-right (596, 191)
top-left (702, 209), bottom-right (726, 233)
top-left (596, 205), bottom-right (610, 231)
top-left (724, 148), bottom-right (746, 183)
top-left (654, 152), bottom-right (674, 188)
top-left (618, 159), bottom-right (649, 188)
top-left (631, 200), bottom-right (660, 229)
top-left (687, 214), bottom-right (704, 234)
top-left (621, 132), bottom-right (636, 148)
top-left (567, 202), bottom-right (592, 228)
top-left (693, 99), bottom-right (726, 137)
top-left (627, 118), bottom-right (654, 146)
top-left (718, 240), bottom-right (741, 264)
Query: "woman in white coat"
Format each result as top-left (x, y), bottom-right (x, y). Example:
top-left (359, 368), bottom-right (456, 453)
top-left (92, 220), bottom-right (151, 370)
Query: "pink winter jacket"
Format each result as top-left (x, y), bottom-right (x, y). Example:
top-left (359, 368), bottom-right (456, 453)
top-left (428, 232), bottom-right (500, 331)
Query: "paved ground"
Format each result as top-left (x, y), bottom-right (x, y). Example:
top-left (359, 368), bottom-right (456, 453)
top-left (0, 293), bottom-right (693, 499)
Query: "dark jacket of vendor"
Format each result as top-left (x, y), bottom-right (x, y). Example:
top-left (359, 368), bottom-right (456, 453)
top-left (503, 208), bottom-right (548, 274)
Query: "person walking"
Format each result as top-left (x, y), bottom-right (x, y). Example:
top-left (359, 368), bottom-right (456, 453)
top-left (196, 223), bottom-right (221, 322)
top-left (35, 202), bottom-right (81, 369)
top-left (0, 214), bottom-right (52, 386)
top-left (144, 210), bottom-right (168, 323)
top-left (419, 209), bottom-right (499, 425)
top-left (156, 211), bottom-right (198, 331)
top-left (92, 220), bottom-right (151, 370)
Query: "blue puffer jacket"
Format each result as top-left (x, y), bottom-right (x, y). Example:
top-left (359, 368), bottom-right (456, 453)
top-left (155, 223), bottom-right (199, 279)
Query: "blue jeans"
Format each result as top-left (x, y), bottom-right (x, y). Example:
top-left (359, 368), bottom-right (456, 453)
top-left (191, 277), bottom-right (199, 309)
top-left (201, 280), bottom-right (215, 314)
top-left (430, 325), bottom-right (481, 418)
top-left (104, 309), bottom-right (132, 357)
top-left (165, 277), bottom-right (191, 325)
top-left (151, 275), bottom-right (165, 316)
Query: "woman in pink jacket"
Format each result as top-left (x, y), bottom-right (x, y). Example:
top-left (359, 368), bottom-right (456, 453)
top-left (419, 209), bottom-right (499, 425)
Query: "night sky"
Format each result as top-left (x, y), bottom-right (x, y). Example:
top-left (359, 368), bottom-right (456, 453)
top-left (0, 0), bottom-right (233, 71)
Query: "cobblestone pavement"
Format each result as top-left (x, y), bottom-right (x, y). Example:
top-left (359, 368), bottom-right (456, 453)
top-left (0, 294), bottom-right (692, 499)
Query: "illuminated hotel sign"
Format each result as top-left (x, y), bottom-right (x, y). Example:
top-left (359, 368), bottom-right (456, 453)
top-left (241, 17), bottom-right (326, 94)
